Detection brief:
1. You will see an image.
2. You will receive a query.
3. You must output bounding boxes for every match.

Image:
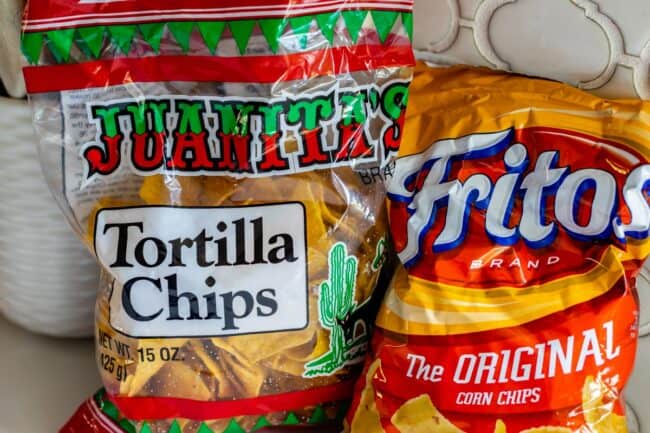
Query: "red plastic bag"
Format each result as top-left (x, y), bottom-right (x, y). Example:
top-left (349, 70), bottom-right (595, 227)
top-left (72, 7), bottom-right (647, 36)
top-left (347, 63), bottom-right (649, 433)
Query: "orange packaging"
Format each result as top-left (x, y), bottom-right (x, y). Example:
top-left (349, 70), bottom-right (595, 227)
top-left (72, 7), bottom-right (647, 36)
top-left (346, 63), bottom-right (650, 433)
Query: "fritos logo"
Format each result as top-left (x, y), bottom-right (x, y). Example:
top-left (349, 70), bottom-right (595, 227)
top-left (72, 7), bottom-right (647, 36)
top-left (387, 127), bottom-right (650, 287)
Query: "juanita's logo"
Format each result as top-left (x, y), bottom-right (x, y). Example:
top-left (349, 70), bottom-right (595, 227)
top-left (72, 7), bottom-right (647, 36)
top-left (388, 128), bottom-right (650, 268)
top-left (81, 82), bottom-right (409, 182)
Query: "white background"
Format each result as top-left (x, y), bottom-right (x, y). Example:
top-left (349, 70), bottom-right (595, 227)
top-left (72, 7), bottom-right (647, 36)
top-left (96, 205), bottom-right (308, 338)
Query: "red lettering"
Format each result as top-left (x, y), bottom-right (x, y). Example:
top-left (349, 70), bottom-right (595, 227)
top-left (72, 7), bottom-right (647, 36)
top-left (383, 111), bottom-right (405, 155)
top-left (258, 133), bottom-right (290, 172)
top-left (217, 133), bottom-right (253, 173)
top-left (83, 134), bottom-right (123, 177)
top-left (298, 128), bottom-right (330, 166)
top-left (131, 132), bottom-right (165, 171)
top-left (167, 132), bottom-right (214, 170)
top-left (336, 123), bottom-right (373, 161)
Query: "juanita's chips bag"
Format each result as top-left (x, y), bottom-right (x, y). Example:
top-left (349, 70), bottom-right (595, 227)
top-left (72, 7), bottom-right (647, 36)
top-left (346, 63), bottom-right (649, 433)
top-left (20, 1), bottom-right (414, 432)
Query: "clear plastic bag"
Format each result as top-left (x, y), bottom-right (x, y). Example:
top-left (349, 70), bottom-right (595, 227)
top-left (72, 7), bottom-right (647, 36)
top-left (21, 1), bottom-right (414, 432)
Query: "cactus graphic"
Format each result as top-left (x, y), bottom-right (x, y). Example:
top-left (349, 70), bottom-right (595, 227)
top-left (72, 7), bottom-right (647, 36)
top-left (371, 237), bottom-right (387, 272)
top-left (304, 242), bottom-right (366, 377)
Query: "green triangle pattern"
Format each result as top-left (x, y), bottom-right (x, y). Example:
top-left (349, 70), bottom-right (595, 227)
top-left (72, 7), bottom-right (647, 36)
top-left (168, 420), bottom-right (182, 433)
top-left (370, 11), bottom-right (399, 43)
top-left (22, 9), bottom-right (412, 65)
top-left (342, 10), bottom-right (367, 43)
top-left (119, 419), bottom-right (137, 433)
top-left (196, 422), bottom-right (213, 433)
top-left (229, 20), bottom-right (256, 54)
top-left (315, 13), bottom-right (339, 45)
top-left (282, 412), bottom-right (300, 426)
top-left (223, 419), bottom-right (246, 433)
top-left (91, 391), bottom-right (340, 433)
top-left (22, 31), bottom-right (43, 64)
top-left (251, 416), bottom-right (272, 431)
top-left (198, 21), bottom-right (226, 54)
top-left (168, 21), bottom-right (195, 53)
top-left (139, 23), bottom-right (165, 53)
top-left (402, 12), bottom-right (414, 42)
top-left (308, 405), bottom-right (329, 424)
top-left (289, 15), bottom-right (313, 50)
top-left (109, 25), bottom-right (137, 54)
top-left (46, 29), bottom-right (75, 62)
top-left (259, 18), bottom-right (285, 53)
top-left (77, 26), bottom-right (104, 58)
top-left (99, 399), bottom-right (120, 421)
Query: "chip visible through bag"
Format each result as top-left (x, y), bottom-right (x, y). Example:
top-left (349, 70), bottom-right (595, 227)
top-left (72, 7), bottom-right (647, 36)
top-left (21, 1), bottom-right (415, 432)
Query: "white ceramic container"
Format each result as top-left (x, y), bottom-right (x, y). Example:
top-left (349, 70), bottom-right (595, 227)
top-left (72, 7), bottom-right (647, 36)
top-left (0, 97), bottom-right (97, 337)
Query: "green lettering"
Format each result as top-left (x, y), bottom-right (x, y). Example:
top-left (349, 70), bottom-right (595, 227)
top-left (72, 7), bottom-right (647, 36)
top-left (257, 103), bottom-right (284, 135)
top-left (93, 106), bottom-right (121, 137)
top-left (212, 103), bottom-right (237, 135)
top-left (125, 103), bottom-right (147, 135)
top-left (177, 101), bottom-right (206, 134)
top-left (148, 101), bottom-right (169, 134)
top-left (340, 93), bottom-right (368, 126)
top-left (212, 102), bottom-right (256, 136)
top-left (125, 101), bottom-right (169, 135)
top-left (235, 103), bottom-right (255, 135)
top-left (286, 97), bottom-right (334, 130)
top-left (382, 84), bottom-right (409, 121)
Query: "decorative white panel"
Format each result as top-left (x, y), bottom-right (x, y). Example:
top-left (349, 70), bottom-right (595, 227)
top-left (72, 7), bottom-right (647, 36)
top-left (414, 0), bottom-right (650, 99)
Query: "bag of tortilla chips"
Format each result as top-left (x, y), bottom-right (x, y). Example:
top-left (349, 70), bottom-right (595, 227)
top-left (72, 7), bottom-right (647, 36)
top-left (346, 63), bottom-right (649, 433)
top-left (21, 1), bottom-right (415, 432)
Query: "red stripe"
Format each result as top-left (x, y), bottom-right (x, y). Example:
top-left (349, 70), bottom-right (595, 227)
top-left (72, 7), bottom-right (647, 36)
top-left (25, 0), bottom-right (412, 25)
top-left (26, 7), bottom-right (412, 33)
top-left (25, 5), bottom-right (412, 32)
top-left (60, 400), bottom-right (119, 433)
top-left (108, 380), bottom-right (355, 421)
top-left (23, 44), bottom-right (415, 94)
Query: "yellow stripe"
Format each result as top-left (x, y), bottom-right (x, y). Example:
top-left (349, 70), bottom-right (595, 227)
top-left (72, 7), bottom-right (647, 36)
top-left (376, 247), bottom-right (625, 335)
top-left (615, 238), bottom-right (650, 262)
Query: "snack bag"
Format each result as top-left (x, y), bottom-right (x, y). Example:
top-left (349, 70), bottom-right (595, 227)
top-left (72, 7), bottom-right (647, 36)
top-left (21, 1), bottom-right (414, 432)
top-left (346, 62), bottom-right (650, 433)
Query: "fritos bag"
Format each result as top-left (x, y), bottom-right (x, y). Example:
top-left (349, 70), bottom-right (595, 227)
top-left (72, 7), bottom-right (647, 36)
top-left (346, 63), bottom-right (650, 433)
top-left (21, 1), bottom-right (414, 432)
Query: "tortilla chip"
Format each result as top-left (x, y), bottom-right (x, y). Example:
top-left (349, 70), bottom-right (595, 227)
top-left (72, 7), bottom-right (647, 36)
top-left (494, 420), bottom-right (506, 433)
top-left (187, 341), bottom-right (239, 398)
top-left (210, 327), bottom-right (317, 365)
top-left (141, 175), bottom-right (203, 205)
top-left (121, 340), bottom-right (187, 396)
top-left (582, 376), bottom-right (628, 433)
top-left (262, 330), bottom-right (329, 376)
top-left (350, 359), bottom-right (385, 433)
top-left (391, 394), bottom-right (464, 433)
top-left (219, 350), bottom-right (266, 398)
top-left (142, 359), bottom-right (212, 400)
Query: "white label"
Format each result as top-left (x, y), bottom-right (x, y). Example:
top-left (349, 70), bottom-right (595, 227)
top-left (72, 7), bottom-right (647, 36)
top-left (94, 204), bottom-right (308, 338)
